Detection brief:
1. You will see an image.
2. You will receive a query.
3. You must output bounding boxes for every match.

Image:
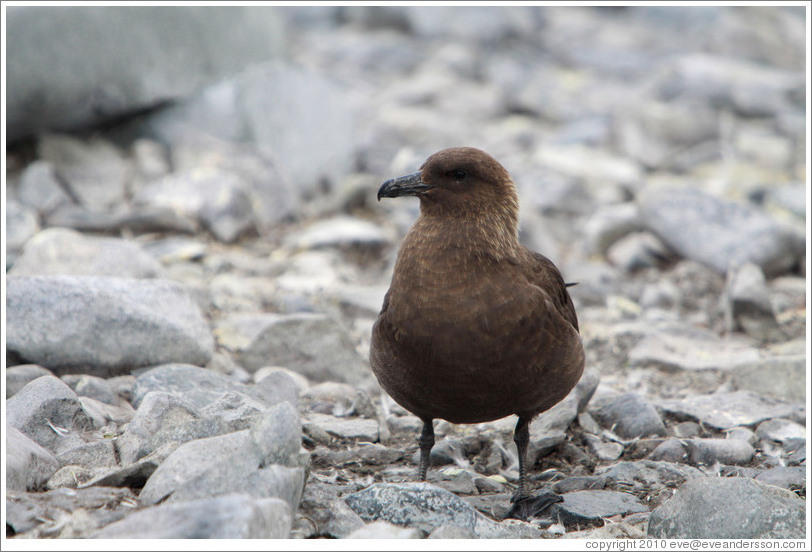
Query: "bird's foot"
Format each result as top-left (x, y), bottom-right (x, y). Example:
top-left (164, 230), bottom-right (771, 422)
top-left (505, 488), bottom-right (562, 521)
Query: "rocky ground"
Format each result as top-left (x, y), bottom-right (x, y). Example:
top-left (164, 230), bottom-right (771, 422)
top-left (4, 6), bottom-right (808, 540)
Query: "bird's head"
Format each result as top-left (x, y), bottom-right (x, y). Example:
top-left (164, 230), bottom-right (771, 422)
top-left (378, 147), bottom-right (519, 232)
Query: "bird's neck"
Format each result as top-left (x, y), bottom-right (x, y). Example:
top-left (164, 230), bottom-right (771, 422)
top-left (408, 209), bottom-right (521, 262)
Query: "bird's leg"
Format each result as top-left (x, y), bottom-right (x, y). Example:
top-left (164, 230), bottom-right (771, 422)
top-left (418, 418), bottom-right (435, 481)
top-left (513, 416), bottom-right (531, 498)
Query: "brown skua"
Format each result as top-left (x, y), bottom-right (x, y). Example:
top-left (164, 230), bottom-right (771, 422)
top-left (370, 147), bottom-right (585, 500)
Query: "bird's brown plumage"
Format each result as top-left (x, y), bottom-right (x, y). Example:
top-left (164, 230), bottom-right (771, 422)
top-left (370, 147), bottom-right (585, 494)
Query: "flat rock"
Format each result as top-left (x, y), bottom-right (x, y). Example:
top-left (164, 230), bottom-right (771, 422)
top-left (589, 393), bottom-right (666, 439)
top-left (5, 486), bottom-right (138, 538)
top-left (754, 467), bottom-right (806, 491)
top-left (5, 364), bottom-right (53, 398)
top-left (660, 390), bottom-right (802, 430)
top-left (287, 216), bottom-right (393, 250)
top-left (550, 490), bottom-right (648, 526)
top-left (732, 355), bottom-right (806, 401)
top-left (92, 494), bottom-right (291, 538)
top-left (9, 227), bottom-right (166, 278)
top-left (139, 403), bottom-right (305, 510)
top-left (131, 363), bottom-right (281, 410)
top-left (638, 186), bottom-right (803, 276)
top-left (597, 461), bottom-right (704, 507)
top-left (627, 326), bottom-right (760, 371)
top-left (6, 425), bottom-right (60, 491)
top-left (648, 477), bottom-right (805, 538)
top-left (6, 376), bottom-right (95, 454)
top-left (684, 438), bottom-right (755, 466)
top-left (755, 418), bottom-right (806, 447)
top-left (214, 312), bottom-right (369, 384)
top-left (6, 276), bottom-right (214, 377)
top-left (344, 482), bottom-right (542, 538)
top-left (305, 413), bottom-right (380, 442)
top-left (345, 520), bottom-right (423, 539)
top-left (116, 391), bottom-right (226, 465)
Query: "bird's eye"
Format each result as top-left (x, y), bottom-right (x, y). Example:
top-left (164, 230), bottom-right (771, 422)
top-left (448, 169), bottom-right (467, 181)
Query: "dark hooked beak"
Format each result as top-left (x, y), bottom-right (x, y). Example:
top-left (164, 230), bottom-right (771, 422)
top-left (377, 171), bottom-right (433, 201)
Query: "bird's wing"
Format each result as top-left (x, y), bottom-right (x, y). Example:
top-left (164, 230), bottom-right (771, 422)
top-left (520, 249), bottom-right (580, 333)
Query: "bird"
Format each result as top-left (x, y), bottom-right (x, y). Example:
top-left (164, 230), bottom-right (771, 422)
top-left (370, 147), bottom-right (585, 500)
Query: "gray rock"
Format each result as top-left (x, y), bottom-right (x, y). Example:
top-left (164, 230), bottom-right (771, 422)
top-left (253, 369), bottom-right (300, 409)
top-left (305, 413), bottom-right (380, 442)
top-left (137, 61), bottom-right (355, 197)
top-left (214, 312), bottom-right (369, 384)
top-left (648, 439), bottom-right (689, 464)
top-left (597, 461), bottom-right (704, 506)
top-left (754, 467), bottom-right (805, 491)
top-left (6, 7), bottom-right (283, 143)
top-left (6, 276), bottom-right (214, 376)
top-left (410, 437), bottom-right (467, 468)
top-left (36, 134), bottom-right (130, 211)
top-left (627, 326), bottom-right (760, 371)
top-left (431, 467), bottom-right (478, 495)
top-left (139, 429), bottom-right (306, 510)
top-left (60, 374), bottom-right (118, 405)
top-left (589, 393), bottom-right (666, 439)
top-left (671, 421), bottom-right (703, 439)
top-left (684, 438), bottom-right (755, 466)
top-left (15, 160), bottom-right (72, 214)
top-left (722, 262), bottom-right (783, 341)
top-left (200, 391), bottom-right (270, 431)
top-left (574, 367), bottom-right (601, 412)
top-left (528, 392), bottom-right (579, 465)
top-left (615, 100), bottom-right (719, 170)
top-left (44, 202), bottom-right (198, 235)
top-left (6, 376), bottom-right (95, 454)
top-left (47, 465), bottom-right (98, 490)
top-left (85, 443), bottom-right (178, 489)
top-left (344, 482), bottom-right (541, 538)
top-left (427, 524), bottom-right (477, 539)
top-left (606, 231), bottom-right (672, 271)
top-left (133, 168), bottom-right (256, 243)
top-left (584, 434), bottom-right (625, 462)
top-left (639, 186), bottom-right (803, 276)
top-left (9, 227), bottom-right (166, 278)
top-left (724, 426), bottom-right (758, 445)
top-left (56, 439), bottom-right (118, 470)
top-left (552, 476), bottom-right (607, 494)
top-left (648, 477), bottom-right (805, 538)
top-left (649, 54), bottom-right (803, 117)
top-left (116, 391), bottom-right (221, 465)
top-left (5, 199), bottom-right (39, 267)
top-left (550, 490), bottom-right (648, 526)
top-left (6, 486), bottom-right (138, 538)
top-left (92, 494), bottom-right (291, 538)
top-left (346, 520), bottom-right (423, 539)
top-left (583, 202), bottom-right (642, 255)
top-left (78, 396), bottom-right (135, 428)
top-left (5, 364), bottom-right (53, 398)
top-left (168, 137), bottom-right (297, 228)
top-left (660, 390), bottom-right (802, 430)
top-left (249, 401), bottom-right (303, 467)
top-left (755, 418), bottom-right (806, 447)
top-left (287, 216), bottom-right (393, 250)
top-left (131, 363), bottom-right (280, 410)
top-left (732, 355), bottom-right (806, 401)
top-left (6, 425), bottom-right (60, 491)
